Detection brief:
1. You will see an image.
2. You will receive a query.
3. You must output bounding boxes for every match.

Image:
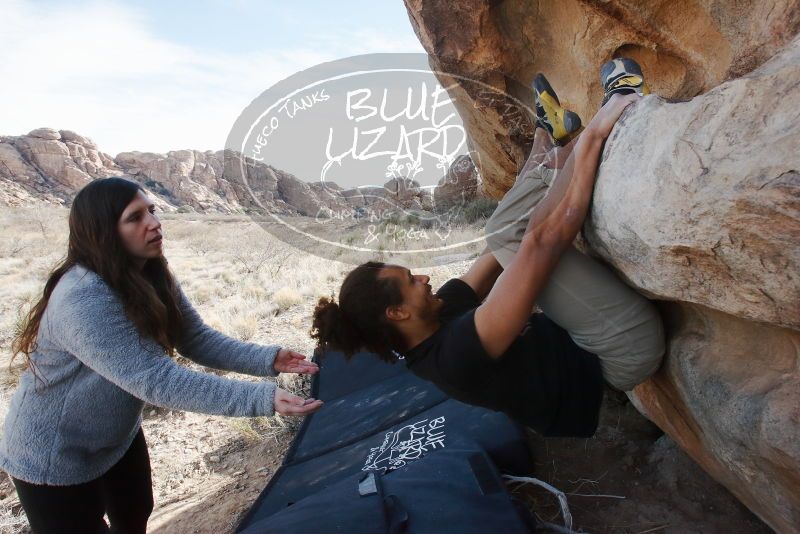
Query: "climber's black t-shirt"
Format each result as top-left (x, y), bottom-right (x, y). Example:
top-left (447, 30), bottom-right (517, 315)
top-left (403, 278), bottom-right (604, 437)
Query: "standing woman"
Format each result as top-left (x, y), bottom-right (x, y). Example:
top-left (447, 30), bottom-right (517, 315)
top-left (0, 177), bottom-right (323, 533)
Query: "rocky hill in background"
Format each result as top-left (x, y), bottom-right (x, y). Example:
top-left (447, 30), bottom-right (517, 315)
top-left (0, 128), bottom-right (481, 217)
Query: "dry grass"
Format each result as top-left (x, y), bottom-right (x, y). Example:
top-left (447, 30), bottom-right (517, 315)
top-left (0, 206), bottom-right (486, 533)
top-left (272, 287), bottom-right (303, 312)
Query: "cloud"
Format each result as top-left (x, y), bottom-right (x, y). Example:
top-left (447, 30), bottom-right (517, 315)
top-left (0, 0), bottom-right (426, 155)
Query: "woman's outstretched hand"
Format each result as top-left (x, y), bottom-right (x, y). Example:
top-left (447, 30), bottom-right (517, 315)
top-left (274, 388), bottom-right (323, 416)
top-left (274, 348), bottom-right (320, 374)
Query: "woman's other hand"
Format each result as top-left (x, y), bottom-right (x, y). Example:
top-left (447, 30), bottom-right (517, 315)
top-left (274, 348), bottom-right (320, 374)
top-left (274, 388), bottom-right (324, 416)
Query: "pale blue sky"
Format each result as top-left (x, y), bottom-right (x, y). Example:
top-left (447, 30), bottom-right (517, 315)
top-left (1, 0), bottom-right (425, 154)
top-left (129, 0), bottom-right (421, 55)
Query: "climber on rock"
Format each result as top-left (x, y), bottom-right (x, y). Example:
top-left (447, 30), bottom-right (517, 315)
top-left (310, 58), bottom-right (665, 438)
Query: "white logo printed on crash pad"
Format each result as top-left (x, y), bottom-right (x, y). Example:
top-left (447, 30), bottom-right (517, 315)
top-left (362, 416), bottom-right (446, 472)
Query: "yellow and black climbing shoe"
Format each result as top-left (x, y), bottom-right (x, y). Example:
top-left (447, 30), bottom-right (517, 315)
top-left (600, 57), bottom-right (650, 106)
top-left (533, 73), bottom-right (582, 145)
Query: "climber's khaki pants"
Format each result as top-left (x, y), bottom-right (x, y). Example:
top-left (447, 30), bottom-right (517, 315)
top-left (485, 164), bottom-right (665, 391)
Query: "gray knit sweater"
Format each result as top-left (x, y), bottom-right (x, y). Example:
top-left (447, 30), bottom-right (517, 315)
top-left (0, 264), bottom-right (280, 486)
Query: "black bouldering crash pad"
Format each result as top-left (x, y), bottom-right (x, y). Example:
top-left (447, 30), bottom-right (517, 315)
top-left (236, 350), bottom-right (535, 533)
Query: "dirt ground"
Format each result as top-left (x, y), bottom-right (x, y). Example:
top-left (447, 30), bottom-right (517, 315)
top-left (516, 389), bottom-right (771, 533)
top-left (0, 410), bottom-right (296, 534)
top-left (0, 390), bottom-right (773, 534)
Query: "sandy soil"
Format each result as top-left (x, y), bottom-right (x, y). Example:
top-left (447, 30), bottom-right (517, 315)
top-left (0, 208), bottom-right (770, 533)
top-left (515, 389), bottom-right (770, 533)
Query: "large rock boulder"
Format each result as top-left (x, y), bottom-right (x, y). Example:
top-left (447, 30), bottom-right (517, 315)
top-left (27, 127), bottom-right (61, 141)
top-left (591, 38), bottom-right (800, 532)
top-left (433, 154), bottom-right (479, 212)
top-left (404, 1), bottom-right (800, 531)
top-left (588, 51), bottom-right (799, 331)
top-left (404, 0), bottom-right (800, 197)
top-left (276, 173), bottom-right (351, 216)
top-left (115, 150), bottom-right (245, 212)
top-left (0, 129), bottom-right (119, 203)
top-left (383, 177), bottom-right (433, 212)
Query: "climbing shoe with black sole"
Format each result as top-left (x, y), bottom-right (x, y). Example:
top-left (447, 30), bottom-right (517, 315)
top-left (600, 57), bottom-right (650, 106)
top-left (533, 73), bottom-right (582, 145)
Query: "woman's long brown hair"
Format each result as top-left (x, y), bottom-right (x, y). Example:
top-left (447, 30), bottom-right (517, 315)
top-left (12, 177), bottom-right (183, 371)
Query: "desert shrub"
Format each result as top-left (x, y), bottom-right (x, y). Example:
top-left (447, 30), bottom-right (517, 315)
top-left (456, 197), bottom-right (498, 224)
top-left (273, 287), bottom-right (302, 312)
top-left (0, 237), bottom-right (27, 258)
top-left (241, 284), bottom-right (267, 301)
top-left (231, 314), bottom-right (258, 341)
top-left (187, 234), bottom-right (214, 256)
top-left (188, 286), bottom-right (213, 305)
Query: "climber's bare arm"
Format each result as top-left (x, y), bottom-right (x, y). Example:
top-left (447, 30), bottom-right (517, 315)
top-left (474, 93), bottom-right (640, 358)
top-left (520, 127), bottom-right (579, 175)
top-left (460, 247), bottom-right (503, 301)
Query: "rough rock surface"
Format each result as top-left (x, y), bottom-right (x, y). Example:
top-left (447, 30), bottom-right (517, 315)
top-left (593, 39), bottom-right (800, 532)
top-left (433, 154), bottom-right (479, 212)
top-left (404, 0), bottom-right (800, 197)
top-left (115, 149), bottom-right (271, 213)
top-left (588, 48), bottom-right (800, 332)
top-left (0, 129), bottom-right (162, 209)
top-left (404, 1), bottom-right (800, 530)
top-left (0, 131), bottom-right (478, 217)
